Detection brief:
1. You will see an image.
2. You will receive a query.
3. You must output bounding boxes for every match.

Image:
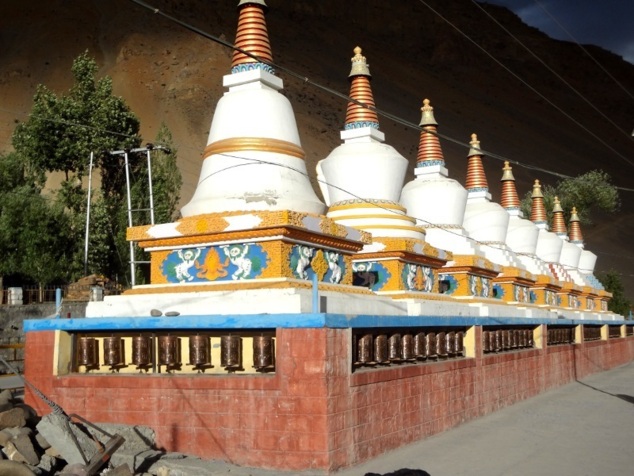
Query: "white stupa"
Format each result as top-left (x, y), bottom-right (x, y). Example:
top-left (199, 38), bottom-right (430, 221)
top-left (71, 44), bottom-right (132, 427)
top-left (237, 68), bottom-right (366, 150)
top-left (317, 47), bottom-right (425, 240)
top-left (568, 208), bottom-right (603, 289)
top-left (400, 101), bottom-right (482, 255)
top-left (181, 0), bottom-right (325, 217)
top-left (550, 196), bottom-right (582, 281)
top-left (461, 135), bottom-right (525, 270)
top-left (530, 180), bottom-right (566, 278)
top-left (499, 161), bottom-right (551, 276)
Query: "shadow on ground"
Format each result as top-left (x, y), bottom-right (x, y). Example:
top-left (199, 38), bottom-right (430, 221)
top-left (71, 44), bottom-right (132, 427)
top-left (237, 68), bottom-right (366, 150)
top-left (365, 470), bottom-right (431, 476)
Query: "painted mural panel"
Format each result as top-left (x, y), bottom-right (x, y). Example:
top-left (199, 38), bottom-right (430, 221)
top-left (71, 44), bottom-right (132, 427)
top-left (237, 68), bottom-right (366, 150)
top-left (160, 244), bottom-right (269, 283)
top-left (289, 245), bottom-right (346, 284)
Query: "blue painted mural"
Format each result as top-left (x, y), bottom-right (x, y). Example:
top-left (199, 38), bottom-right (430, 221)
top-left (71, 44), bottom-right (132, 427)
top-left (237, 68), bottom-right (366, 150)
top-left (161, 244), bottom-right (269, 283)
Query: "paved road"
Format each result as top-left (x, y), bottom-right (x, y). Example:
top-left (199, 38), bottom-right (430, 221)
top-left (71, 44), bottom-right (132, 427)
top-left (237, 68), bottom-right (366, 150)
top-left (221, 362), bottom-right (634, 476)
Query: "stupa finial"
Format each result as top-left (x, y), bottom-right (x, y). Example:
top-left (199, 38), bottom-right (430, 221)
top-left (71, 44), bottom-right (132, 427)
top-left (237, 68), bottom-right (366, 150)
top-left (415, 99), bottom-right (444, 166)
top-left (345, 46), bottom-right (379, 129)
top-left (569, 206), bottom-right (583, 243)
top-left (530, 180), bottom-right (547, 225)
top-left (419, 98), bottom-right (438, 127)
top-left (500, 161), bottom-right (521, 209)
top-left (465, 133), bottom-right (489, 192)
top-left (551, 196), bottom-right (567, 235)
top-left (231, 0), bottom-right (274, 73)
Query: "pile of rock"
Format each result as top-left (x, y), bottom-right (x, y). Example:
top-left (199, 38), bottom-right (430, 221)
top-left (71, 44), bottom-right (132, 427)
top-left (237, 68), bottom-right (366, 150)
top-left (0, 390), bottom-right (222, 475)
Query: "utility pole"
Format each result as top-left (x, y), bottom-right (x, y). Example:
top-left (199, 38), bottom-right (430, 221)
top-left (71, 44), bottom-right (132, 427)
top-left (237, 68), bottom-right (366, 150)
top-left (86, 144), bottom-right (170, 286)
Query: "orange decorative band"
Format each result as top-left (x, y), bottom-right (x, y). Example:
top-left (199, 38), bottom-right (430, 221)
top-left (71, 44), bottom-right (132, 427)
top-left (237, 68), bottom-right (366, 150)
top-left (203, 137), bottom-right (306, 160)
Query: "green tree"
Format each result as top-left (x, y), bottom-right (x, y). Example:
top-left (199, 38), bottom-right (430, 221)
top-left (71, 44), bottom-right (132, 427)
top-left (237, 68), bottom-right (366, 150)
top-left (520, 170), bottom-right (619, 225)
top-left (0, 152), bottom-right (71, 290)
top-left (8, 52), bottom-right (183, 286)
top-left (597, 270), bottom-right (632, 317)
top-left (151, 123), bottom-right (182, 224)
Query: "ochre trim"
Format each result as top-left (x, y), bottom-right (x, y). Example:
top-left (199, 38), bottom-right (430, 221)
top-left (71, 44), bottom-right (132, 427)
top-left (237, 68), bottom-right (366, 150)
top-left (330, 214), bottom-right (416, 223)
top-left (203, 137), bottom-right (305, 160)
top-left (329, 202), bottom-right (405, 212)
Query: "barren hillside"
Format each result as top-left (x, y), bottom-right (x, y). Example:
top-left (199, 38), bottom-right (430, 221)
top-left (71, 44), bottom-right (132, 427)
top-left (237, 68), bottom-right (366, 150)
top-left (1, 0), bottom-right (633, 298)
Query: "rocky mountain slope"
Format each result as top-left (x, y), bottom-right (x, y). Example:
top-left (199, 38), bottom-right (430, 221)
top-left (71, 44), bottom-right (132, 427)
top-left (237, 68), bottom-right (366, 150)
top-left (1, 0), bottom-right (633, 298)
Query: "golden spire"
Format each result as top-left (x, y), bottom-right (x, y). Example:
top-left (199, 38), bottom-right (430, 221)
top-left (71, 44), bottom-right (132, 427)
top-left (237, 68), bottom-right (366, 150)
top-left (530, 180), bottom-right (547, 224)
top-left (551, 196), bottom-right (567, 235)
top-left (345, 47), bottom-right (379, 129)
top-left (465, 133), bottom-right (489, 192)
top-left (500, 161), bottom-right (520, 209)
top-left (568, 206), bottom-right (583, 243)
top-left (415, 99), bottom-right (444, 166)
top-left (231, 0), bottom-right (274, 73)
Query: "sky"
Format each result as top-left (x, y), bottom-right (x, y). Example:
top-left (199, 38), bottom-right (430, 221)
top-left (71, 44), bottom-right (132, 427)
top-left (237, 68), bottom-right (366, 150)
top-left (486, 0), bottom-right (634, 64)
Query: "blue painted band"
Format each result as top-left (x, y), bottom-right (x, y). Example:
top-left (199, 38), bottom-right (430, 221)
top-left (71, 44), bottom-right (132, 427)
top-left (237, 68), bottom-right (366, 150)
top-left (23, 313), bottom-right (629, 332)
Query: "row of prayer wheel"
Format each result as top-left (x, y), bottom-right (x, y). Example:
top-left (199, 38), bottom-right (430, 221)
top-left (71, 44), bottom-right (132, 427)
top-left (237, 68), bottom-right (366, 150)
top-left (583, 326), bottom-right (602, 341)
top-left (547, 327), bottom-right (575, 346)
top-left (354, 331), bottom-right (465, 368)
top-left (482, 329), bottom-right (533, 353)
top-left (75, 334), bottom-right (275, 373)
top-left (608, 326), bottom-right (622, 339)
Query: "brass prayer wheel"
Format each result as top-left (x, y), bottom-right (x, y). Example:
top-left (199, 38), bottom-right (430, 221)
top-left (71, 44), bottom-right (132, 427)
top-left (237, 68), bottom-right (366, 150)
top-left (494, 330), bottom-right (502, 352)
top-left (402, 333), bottom-right (415, 361)
top-left (77, 337), bottom-right (99, 371)
top-left (455, 331), bottom-right (464, 356)
top-left (104, 336), bottom-right (125, 371)
top-left (132, 335), bottom-right (152, 372)
top-left (511, 330), bottom-right (518, 349)
top-left (253, 335), bottom-right (275, 372)
top-left (414, 332), bottom-right (427, 360)
top-left (388, 333), bottom-right (402, 363)
top-left (221, 335), bottom-right (243, 371)
top-left (158, 335), bottom-right (182, 372)
top-left (503, 330), bottom-right (511, 350)
top-left (483, 331), bottom-right (491, 353)
top-left (355, 333), bottom-right (375, 366)
top-left (426, 332), bottom-right (437, 359)
top-left (446, 331), bottom-right (455, 356)
top-left (436, 332), bottom-right (447, 358)
top-left (189, 334), bottom-right (212, 372)
top-left (374, 334), bottom-right (389, 364)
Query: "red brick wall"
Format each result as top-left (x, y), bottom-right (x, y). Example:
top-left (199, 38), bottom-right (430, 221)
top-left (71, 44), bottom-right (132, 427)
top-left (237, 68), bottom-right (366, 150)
top-left (24, 327), bottom-right (634, 473)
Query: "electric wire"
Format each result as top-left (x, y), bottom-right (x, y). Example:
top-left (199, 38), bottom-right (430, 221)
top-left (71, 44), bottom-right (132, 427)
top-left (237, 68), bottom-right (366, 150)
top-left (414, 0), bottom-right (634, 169)
top-left (470, 0), bottom-right (632, 140)
top-left (531, 0), bottom-right (634, 101)
top-left (0, 0), bottom-right (630, 283)
top-left (2, 0), bottom-right (633, 189)
top-left (203, 150), bottom-right (607, 274)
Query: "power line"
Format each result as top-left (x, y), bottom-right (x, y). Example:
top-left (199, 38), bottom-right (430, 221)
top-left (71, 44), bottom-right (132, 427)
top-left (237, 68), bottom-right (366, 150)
top-left (471, 0), bottom-right (633, 141)
top-left (531, 0), bottom-right (634, 101)
top-left (414, 0), bottom-right (634, 169)
top-left (122, 0), bottom-right (634, 191)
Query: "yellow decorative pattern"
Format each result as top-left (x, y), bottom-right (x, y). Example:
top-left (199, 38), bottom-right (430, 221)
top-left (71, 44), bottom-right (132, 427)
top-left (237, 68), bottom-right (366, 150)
top-left (311, 250), bottom-right (329, 282)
